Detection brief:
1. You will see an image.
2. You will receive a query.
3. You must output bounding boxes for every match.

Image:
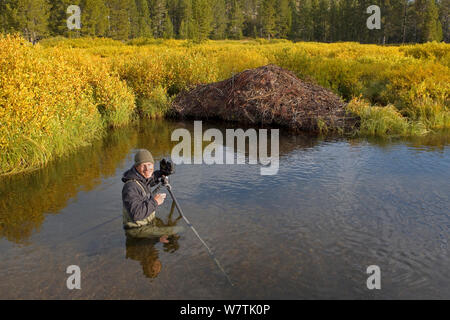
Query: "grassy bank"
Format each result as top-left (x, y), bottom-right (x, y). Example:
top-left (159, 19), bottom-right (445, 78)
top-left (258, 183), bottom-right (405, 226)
top-left (1, 35), bottom-right (449, 174)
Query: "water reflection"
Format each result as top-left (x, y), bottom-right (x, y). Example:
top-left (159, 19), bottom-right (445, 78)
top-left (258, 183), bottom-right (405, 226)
top-left (125, 202), bottom-right (183, 280)
top-left (0, 119), bottom-right (449, 299)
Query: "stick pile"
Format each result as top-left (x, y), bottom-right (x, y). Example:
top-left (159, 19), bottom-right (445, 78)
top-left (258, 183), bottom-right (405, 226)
top-left (171, 64), bottom-right (358, 133)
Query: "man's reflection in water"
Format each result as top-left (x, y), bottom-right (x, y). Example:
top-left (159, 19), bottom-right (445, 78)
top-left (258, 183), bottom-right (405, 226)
top-left (125, 202), bottom-right (183, 279)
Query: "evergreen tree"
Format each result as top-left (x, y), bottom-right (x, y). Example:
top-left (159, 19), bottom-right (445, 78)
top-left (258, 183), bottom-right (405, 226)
top-left (288, 0), bottom-right (300, 40)
top-left (127, 0), bottom-right (140, 38)
top-left (340, 0), bottom-right (357, 41)
top-left (241, 0), bottom-right (259, 37)
top-left (13, 0), bottom-right (51, 42)
top-left (0, 0), bottom-right (18, 34)
top-left (163, 13), bottom-right (175, 38)
top-left (82, 0), bottom-right (109, 37)
top-left (312, 0), bottom-right (328, 42)
top-left (166, 0), bottom-right (181, 37)
top-left (227, 0), bottom-right (244, 39)
top-left (211, 0), bottom-right (227, 39)
top-left (274, 0), bottom-right (292, 38)
top-left (437, 0), bottom-right (449, 42)
top-left (298, 0), bottom-right (314, 40)
top-left (49, 0), bottom-right (79, 37)
top-left (106, 0), bottom-right (131, 40)
top-left (423, 0), bottom-right (443, 41)
top-left (356, 0), bottom-right (377, 43)
top-left (260, 0), bottom-right (276, 39)
top-left (150, 0), bottom-right (169, 38)
top-left (414, 0), bottom-right (427, 42)
top-left (179, 0), bottom-right (196, 39)
top-left (329, 0), bottom-right (339, 42)
top-left (192, 0), bottom-right (213, 41)
top-left (135, 0), bottom-right (152, 38)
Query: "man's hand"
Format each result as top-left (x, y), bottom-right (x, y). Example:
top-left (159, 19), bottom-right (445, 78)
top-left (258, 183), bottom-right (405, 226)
top-left (159, 235), bottom-right (169, 243)
top-left (154, 193), bottom-right (167, 206)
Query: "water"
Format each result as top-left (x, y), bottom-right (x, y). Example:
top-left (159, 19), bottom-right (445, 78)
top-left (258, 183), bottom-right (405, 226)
top-left (0, 119), bottom-right (449, 299)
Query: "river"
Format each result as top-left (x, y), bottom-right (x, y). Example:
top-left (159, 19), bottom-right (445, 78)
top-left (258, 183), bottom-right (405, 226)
top-left (0, 119), bottom-right (449, 299)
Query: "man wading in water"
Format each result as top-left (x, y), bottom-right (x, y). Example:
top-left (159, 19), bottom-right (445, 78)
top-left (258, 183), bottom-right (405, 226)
top-left (122, 149), bottom-right (183, 243)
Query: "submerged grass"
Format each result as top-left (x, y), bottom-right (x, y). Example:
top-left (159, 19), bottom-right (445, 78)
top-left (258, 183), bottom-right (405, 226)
top-left (1, 35), bottom-right (449, 174)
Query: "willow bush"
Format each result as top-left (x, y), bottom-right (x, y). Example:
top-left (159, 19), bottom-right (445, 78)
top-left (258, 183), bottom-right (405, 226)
top-left (0, 35), bottom-right (134, 175)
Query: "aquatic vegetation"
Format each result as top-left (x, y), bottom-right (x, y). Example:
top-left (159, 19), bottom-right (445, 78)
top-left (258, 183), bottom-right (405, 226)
top-left (347, 98), bottom-right (428, 137)
top-left (1, 35), bottom-right (449, 174)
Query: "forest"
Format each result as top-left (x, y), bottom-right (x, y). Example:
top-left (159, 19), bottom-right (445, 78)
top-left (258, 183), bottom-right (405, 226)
top-left (0, 0), bottom-right (448, 44)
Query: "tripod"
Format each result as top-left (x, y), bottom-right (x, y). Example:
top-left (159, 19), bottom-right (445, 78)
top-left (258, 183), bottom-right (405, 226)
top-left (154, 176), bottom-right (234, 286)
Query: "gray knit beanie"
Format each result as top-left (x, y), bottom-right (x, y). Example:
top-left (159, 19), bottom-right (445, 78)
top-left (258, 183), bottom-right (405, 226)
top-left (134, 149), bottom-right (154, 166)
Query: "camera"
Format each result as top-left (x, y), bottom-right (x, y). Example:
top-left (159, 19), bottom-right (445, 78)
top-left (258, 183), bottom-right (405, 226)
top-left (159, 159), bottom-right (175, 176)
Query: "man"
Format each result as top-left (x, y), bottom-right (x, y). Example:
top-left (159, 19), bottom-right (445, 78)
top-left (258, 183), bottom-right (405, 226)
top-left (122, 149), bottom-right (182, 243)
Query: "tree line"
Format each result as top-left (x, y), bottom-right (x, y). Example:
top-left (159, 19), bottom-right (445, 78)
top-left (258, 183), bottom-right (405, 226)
top-left (0, 0), bottom-right (447, 44)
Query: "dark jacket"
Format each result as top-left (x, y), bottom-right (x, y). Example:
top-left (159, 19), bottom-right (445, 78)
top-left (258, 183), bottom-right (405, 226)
top-left (121, 166), bottom-right (163, 222)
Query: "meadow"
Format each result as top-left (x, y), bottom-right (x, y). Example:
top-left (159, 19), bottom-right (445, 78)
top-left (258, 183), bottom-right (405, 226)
top-left (1, 34), bottom-right (449, 175)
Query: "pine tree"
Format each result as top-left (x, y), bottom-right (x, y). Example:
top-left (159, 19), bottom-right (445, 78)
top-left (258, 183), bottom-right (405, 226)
top-left (260, 0), bottom-right (276, 40)
top-left (288, 0), bottom-right (299, 40)
top-left (82, 0), bottom-right (109, 37)
top-left (423, 0), bottom-right (443, 41)
top-left (135, 0), bottom-right (152, 38)
top-left (329, 0), bottom-right (339, 42)
top-left (356, 0), bottom-right (375, 44)
top-left (211, 0), bottom-right (227, 39)
top-left (241, 0), bottom-right (259, 37)
top-left (127, 0), bottom-right (140, 38)
top-left (297, 0), bottom-right (314, 41)
top-left (179, 0), bottom-right (196, 39)
top-left (311, 0), bottom-right (328, 42)
top-left (227, 0), bottom-right (244, 39)
top-left (274, 0), bottom-right (292, 39)
top-left (166, 0), bottom-right (181, 37)
top-left (0, 0), bottom-right (17, 33)
top-left (414, 0), bottom-right (427, 42)
top-left (150, 0), bottom-right (169, 38)
top-left (163, 13), bottom-right (175, 38)
top-left (192, 0), bottom-right (213, 41)
top-left (49, 0), bottom-right (80, 37)
top-left (106, 0), bottom-right (131, 40)
top-left (13, 0), bottom-right (51, 42)
top-left (437, 0), bottom-right (449, 42)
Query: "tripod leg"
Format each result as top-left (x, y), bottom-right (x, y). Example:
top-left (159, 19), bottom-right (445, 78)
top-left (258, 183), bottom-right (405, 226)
top-left (163, 183), bottom-right (234, 286)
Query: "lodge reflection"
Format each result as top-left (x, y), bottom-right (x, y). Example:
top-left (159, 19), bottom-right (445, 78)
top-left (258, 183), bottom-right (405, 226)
top-left (125, 202), bottom-right (182, 279)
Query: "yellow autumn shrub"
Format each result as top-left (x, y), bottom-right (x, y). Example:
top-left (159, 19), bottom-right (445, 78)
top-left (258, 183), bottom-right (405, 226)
top-left (0, 35), bottom-right (134, 175)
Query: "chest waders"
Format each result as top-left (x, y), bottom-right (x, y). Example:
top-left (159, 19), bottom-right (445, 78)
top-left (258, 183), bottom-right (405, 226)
top-left (123, 179), bottom-right (184, 239)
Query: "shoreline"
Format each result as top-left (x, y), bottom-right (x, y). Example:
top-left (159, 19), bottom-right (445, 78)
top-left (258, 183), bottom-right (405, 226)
top-left (1, 35), bottom-right (448, 175)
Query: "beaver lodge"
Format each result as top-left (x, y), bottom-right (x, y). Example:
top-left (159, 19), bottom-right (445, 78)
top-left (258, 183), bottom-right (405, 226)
top-left (171, 64), bottom-right (358, 133)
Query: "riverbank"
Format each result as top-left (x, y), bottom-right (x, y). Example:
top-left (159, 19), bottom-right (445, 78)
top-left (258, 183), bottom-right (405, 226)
top-left (1, 35), bottom-right (449, 175)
